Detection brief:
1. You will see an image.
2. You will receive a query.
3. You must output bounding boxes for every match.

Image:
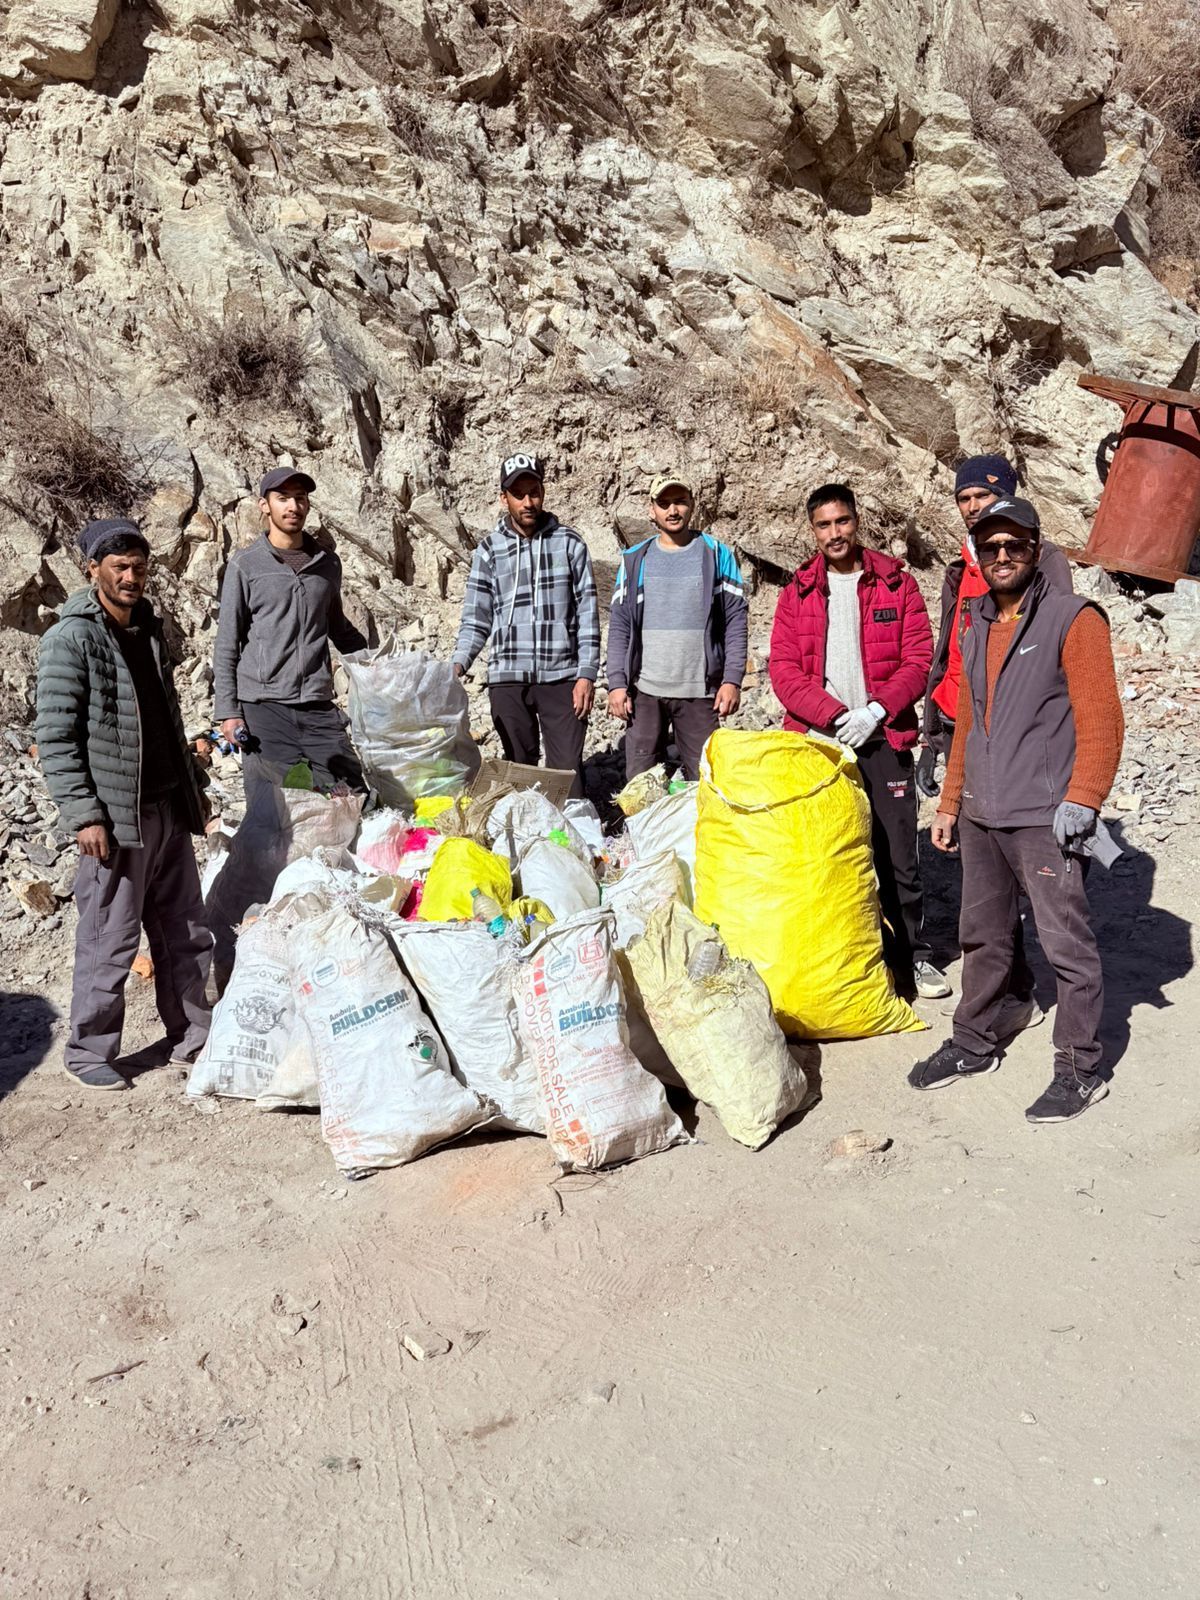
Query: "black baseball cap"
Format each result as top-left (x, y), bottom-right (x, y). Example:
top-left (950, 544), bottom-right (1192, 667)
top-left (971, 496), bottom-right (1041, 536)
top-left (259, 466), bottom-right (316, 497)
top-left (79, 519), bottom-right (150, 562)
top-left (499, 452), bottom-right (544, 491)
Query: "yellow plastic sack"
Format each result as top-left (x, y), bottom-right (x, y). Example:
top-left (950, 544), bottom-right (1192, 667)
top-left (626, 900), bottom-right (809, 1149)
top-left (414, 794), bottom-right (457, 824)
top-left (694, 730), bottom-right (923, 1040)
top-left (417, 838), bottom-right (512, 923)
top-left (510, 896), bottom-right (554, 928)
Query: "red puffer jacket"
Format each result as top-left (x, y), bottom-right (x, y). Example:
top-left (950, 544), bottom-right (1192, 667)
top-left (768, 546), bottom-right (933, 752)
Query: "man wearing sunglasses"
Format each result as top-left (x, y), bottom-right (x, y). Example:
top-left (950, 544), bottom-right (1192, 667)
top-left (606, 474), bottom-right (747, 781)
top-left (917, 454), bottom-right (1074, 1036)
top-left (909, 497), bottom-right (1123, 1122)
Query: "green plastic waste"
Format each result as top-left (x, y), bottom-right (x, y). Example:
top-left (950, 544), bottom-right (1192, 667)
top-left (282, 759), bottom-right (315, 790)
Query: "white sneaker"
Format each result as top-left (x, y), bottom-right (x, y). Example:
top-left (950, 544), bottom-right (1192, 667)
top-left (995, 995), bottom-right (1045, 1037)
top-left (914, 961), bottom-right (952, 1000)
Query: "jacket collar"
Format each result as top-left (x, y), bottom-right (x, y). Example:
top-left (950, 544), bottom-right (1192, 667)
top-left (62, 585), bottom-right (159, 631)
top-left (976, 566), bottom-right (1049, 625)
top-left (793, 544), bottom-right (904, 596)
top-left (496, 511), bottom-right (561, 542)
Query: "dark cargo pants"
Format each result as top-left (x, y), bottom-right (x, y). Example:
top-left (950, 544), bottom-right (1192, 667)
top-left (67, 795), bottom-right (213, 1072)
top-left (856, 738), bottom-right (931, 985)
top-left (624, 690), bottom-right (719, 783)
top-left (239, 699), bottom-right (365, 804)
top-left (953, 817), bottom-right (1103, 1077)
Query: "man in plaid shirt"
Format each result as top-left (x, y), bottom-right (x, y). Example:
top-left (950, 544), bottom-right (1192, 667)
top-left (453, 453), bottom-right (600, 794)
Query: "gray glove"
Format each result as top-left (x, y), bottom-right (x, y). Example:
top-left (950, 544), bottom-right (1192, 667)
top-left (835, 701), bottom-right (885, 750)
top-left (1052, 801), bottom-right (1097, 849)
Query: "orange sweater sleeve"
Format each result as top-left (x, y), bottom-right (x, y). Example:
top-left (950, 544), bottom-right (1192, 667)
top-left (937, 650), bottom-right (973, 817)
top-left (1063, 608), bottom-right (1124, 809)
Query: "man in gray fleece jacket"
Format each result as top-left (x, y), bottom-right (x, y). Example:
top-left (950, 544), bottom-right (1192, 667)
top-left (213, 467), bottom-right (367, 797)
top-left (453, 453), bottom-right (600, 794)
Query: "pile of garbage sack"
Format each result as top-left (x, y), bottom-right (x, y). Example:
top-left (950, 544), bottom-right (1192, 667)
top-left (190, 650), bottom-right (923, 1184)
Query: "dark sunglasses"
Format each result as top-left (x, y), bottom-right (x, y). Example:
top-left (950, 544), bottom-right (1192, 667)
top-left (977, 537), bottom-right (1037, 563)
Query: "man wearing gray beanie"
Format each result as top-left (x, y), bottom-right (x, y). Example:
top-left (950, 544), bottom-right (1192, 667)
top-left (35, 520), bottom-right (213, 1090)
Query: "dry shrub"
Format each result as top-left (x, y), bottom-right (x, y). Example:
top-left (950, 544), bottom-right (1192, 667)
top-left (0, 307), bottom-right (139, 519)
top-left (388, 91), bottom-right (449, 161)
top-left (1110, 0), bottom-right (1200, 295)
top-left (175, 313), bottom-right (309, 412)
top-left (504, 0), bottom-right (631, 132)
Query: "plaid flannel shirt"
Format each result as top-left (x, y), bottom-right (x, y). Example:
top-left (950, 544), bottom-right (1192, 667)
top-left (452, 514), bottom-right (600, 685)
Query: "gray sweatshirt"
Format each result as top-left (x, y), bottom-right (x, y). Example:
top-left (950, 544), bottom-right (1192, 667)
top-left (213, 535), bottom-right (367, 719)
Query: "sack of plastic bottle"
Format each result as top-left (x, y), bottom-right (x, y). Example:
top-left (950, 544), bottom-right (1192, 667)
top-left (625, 900), bottom-right (810, 1150)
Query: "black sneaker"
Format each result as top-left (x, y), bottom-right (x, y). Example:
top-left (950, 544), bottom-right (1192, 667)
top-left (908, 1038), bottom-right (998, 1091)
top-left (1025, 1073), bottom-right (1109, 1123)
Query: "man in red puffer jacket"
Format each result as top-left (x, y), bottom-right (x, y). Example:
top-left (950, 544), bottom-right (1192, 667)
top-left (769, 483), bottom-right (944, 1001)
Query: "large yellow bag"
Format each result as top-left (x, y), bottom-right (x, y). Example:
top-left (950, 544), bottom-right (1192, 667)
top-left (417, 838), bottom-right (512, 923)
top-left (694, 730), bottom-right (923, 1040)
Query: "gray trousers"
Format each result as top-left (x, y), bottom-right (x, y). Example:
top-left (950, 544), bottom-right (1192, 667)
top-left (67, 796), bottom-right (213, 1071)
top-left (953, 817), bottom-right (1103, 1078)
top-left (624, 691), bottom-right (718, 783)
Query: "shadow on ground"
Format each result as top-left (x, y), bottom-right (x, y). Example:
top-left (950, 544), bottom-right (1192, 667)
top-left (0, 991), bottom-right (59, 1098)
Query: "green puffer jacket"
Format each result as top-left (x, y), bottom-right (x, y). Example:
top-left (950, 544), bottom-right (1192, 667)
top-left (35, 586), bottom-right (207, 846)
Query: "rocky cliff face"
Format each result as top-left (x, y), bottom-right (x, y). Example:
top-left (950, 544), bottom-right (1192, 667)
top-left (0, 0), bottom-right (1196, 721)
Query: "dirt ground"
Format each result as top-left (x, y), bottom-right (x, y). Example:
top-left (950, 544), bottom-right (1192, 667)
top-left (1, 824), bottom-right (1197, 1600)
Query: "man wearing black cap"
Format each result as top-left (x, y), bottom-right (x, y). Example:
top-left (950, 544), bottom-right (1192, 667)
top-left (909, 496), bottom-right (1124, 1121)
top-left (453, 452), bottom-right (599, 793)
top-left (916, 454), bottom-right (1075, 1030)
top-left (213, 467), bottom-right (367, 797)
top-left (918, 455), bottom-right (1073, 797)
top-left (36, 520), bottom-right (213, 1090)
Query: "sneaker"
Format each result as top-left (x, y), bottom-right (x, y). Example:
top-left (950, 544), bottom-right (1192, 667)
top-left (914, 961), bottom-right (952, 1000)
top-left (908, 1038), bottom-right (998, 1091)
top-left (1025, 1073), bottom-right (1109, 1123)
top-left (995, 995), bottom-right (1045, 1038)
top-left (62, 1059), bottom-right (129, 1091)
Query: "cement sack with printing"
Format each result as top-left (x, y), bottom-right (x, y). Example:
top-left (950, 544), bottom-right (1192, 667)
top-left (188, 916), bottom-right (298, 1101)
top-left (515, 907), bottom-right (686, 1172)
top-left (397, 922), bottom-right (542, 1135)
top-left (291, 898), bottom-right (489, 1175)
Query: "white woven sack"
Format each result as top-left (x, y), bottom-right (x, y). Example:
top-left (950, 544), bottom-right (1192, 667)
top-left (516, 837), bottom-right (600, 921)
top-left (515, 907), bottom-right (686, 1172)
top-left (601, 849), bottom-right (685, 950)
top-left (624, 786), bottom-right (698, 902)
top-left (397, 922), bottom-right (542, 1134)
top-left (291, 899), bottom-right (487, 1175)
top-left (188, 917), bottom-right (296, 1101)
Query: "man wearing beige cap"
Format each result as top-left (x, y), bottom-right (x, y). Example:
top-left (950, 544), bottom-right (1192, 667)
top-left (605, 475), bottom-right (747, 780)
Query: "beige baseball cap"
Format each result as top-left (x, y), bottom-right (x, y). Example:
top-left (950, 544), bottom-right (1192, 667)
top-left (649, 473), bottom-right (693, 500)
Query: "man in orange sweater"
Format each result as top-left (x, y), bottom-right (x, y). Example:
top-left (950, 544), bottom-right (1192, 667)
top-left (908, 497), bottom-right (1123, 1122)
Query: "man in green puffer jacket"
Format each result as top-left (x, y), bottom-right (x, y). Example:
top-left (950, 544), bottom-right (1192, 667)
top-left (36, 520), bottom-right (213, 1090)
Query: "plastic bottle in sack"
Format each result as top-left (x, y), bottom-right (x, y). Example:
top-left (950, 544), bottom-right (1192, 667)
top-left (471, 887), bottom-right (505, 925)
top-left (687, 938), bottom-right (725, 982)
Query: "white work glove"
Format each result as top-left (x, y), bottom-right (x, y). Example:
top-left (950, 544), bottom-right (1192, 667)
top-left (834, 701), bottom-right (885, 750)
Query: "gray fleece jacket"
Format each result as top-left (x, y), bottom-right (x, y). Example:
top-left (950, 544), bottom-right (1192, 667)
top-left (213, 535), bottom-right (367, 720)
